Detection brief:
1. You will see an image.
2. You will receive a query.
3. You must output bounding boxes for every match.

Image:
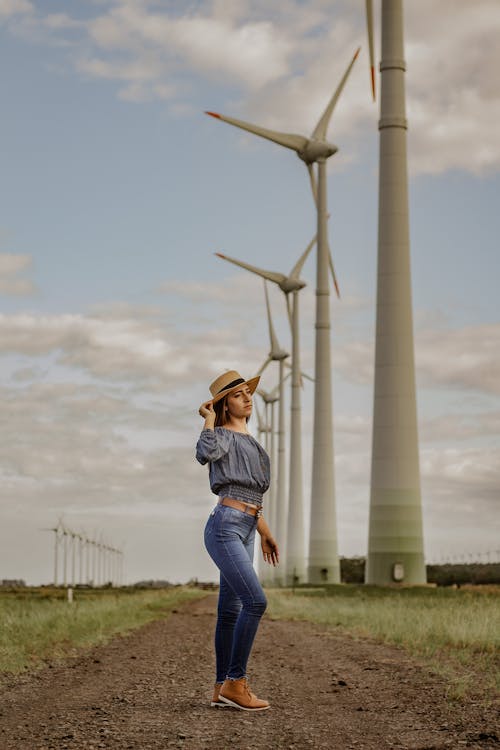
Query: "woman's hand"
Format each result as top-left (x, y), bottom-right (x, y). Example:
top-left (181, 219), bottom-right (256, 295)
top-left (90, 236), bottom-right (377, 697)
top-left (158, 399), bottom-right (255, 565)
top-left (256, 516), bottom-right (278, 565)
top-left (199, 400), bottom-right (215, 419)
top-left (261, 534), bottom-right (279, 566)
top-left (199, 400), bottom-right (216, 430)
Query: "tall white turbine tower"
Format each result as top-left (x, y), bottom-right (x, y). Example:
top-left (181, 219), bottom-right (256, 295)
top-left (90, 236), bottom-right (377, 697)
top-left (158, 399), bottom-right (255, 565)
top-left (365, 0), bottom-right (426, 584)
top-left (206, 50), bottom-right (359, 583)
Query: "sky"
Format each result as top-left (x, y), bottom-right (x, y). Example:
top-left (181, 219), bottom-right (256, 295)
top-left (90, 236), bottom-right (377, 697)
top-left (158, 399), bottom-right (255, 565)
top-left (0, 0), bottom-right (499, 585)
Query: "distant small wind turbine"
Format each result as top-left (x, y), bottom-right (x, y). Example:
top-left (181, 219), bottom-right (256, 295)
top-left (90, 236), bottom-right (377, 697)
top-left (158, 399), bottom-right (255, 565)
top-left (41, 518), bottom-right (63, 586)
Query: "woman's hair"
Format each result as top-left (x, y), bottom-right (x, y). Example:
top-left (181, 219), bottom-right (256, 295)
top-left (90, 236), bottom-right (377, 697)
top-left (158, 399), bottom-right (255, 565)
top-left (214, 395), bottom-right (228, 427)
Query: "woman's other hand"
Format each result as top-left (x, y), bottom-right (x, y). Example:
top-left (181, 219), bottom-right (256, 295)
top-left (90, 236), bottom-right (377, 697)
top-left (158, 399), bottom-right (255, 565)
top-left (261, 534), bottom-right (279, 566)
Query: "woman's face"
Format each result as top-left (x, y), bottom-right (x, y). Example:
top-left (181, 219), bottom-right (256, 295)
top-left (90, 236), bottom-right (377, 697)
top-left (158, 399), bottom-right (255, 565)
top-left (226, 385), bottom-right (253, 419)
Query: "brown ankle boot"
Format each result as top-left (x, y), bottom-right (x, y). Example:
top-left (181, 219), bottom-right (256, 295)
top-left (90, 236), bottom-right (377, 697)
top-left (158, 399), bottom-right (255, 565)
top-left (219, 677), bottom-right (270, 711)
top-left (210, 683), bottom-right (229, 707)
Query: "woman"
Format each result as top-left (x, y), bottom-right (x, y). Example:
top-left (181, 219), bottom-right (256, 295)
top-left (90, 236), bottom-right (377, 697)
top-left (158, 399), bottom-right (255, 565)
top-left (196, 370), bottom-right (279, 711)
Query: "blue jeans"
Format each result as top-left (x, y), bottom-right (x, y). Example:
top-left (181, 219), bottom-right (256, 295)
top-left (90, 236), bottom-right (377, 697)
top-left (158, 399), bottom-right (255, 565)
top-left (204, 503), bottom-right (267, 682)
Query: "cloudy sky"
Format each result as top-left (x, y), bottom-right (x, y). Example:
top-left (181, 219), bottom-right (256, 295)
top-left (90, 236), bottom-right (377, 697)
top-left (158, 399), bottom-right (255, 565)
top-left (1, 0), bottom-right (499, 585)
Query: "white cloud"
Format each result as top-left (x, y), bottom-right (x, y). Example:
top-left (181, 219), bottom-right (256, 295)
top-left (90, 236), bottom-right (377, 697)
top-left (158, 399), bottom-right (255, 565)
top-left (0, 253), bottom-right (36, 296)
top-left (0, 252), bottom-right (31, 274)
top-left (417, 324), bottom-right (500, 395)
top-left (77, 56), bottom-right (164, 83)
top-left (405, 0), bottom-right (500, 175)
top-left (43, 12), bottom-right (82, 30)
top-left (420, 412), bottom-right (500, 443)
top-left (163, 16), bottom-right (291, 90)
top-left (0, 0), bottom-right (33, 19)
top-left (0, 303), bottom-right (265, 390)
top-left (82, 2), bottom-right (292, 95)
top-left (426, 446), bottom-right (499, 490)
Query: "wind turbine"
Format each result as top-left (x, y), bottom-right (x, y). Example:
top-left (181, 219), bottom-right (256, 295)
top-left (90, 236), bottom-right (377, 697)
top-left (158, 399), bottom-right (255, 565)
top-left (256, 282), bottom-right (289, 584)
top-left (216, 236), bottom-right (315, 584)
top-left (85, 534), bottom-right (92, 585)
top-left (69, 528), bottom-right (78, 588)
top-left (206, 49), bottom-right (359, 583)
top-left (256, 380), bottom-right (281, 586)
top-left (77, 531), bottom-right (85, 586)
top-left (257, 385), bottom-right (279, 527)
top-left (91, 533), bottom-right (98, 586)
top-left (61, 523), bottom-right (69, 587)
top-left (41, 518), bottom-right (63, 586)
top-left (364, 0), bottom-right (426, 584)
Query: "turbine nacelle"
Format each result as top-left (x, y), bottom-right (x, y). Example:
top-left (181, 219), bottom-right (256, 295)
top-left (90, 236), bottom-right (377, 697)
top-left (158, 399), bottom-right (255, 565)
top-left (281, 278), bottom-right (306, 293)
top-left (298, 139), bottom-right (338, 165)
top-left (257, 388), bottom-right (279, 404)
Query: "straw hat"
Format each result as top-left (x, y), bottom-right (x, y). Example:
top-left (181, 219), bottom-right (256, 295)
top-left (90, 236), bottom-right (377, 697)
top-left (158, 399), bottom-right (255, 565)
top-left (209, 370), bottom-right (260, 405)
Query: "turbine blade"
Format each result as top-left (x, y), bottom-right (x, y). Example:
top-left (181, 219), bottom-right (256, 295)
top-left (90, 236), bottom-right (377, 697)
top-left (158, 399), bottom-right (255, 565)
top-left (329, 247), bottom-right (341, 299)
top-left (206, 112), bottom-right (308, 153)
top-left (215, 252), bottom-right (286, 285)
top-left (290, 234), bottom-right (316, 279)
top-left (284, 360), bottom-right (314, 384)
top-left (285, 293), bottom-right (293, 330)
top-left (307, 163), bottom-right (318, 207)
top-left (264, 280), bottom-right (281, 354)
top-left (270, 371), bottom-right (291, 398)
top-left (312, 47), bottom-right (360, 140)
top-left (253, 399), bottom-right (264, 431)
top-left (256, 356), bottom-right (272, 377)
top-left (365, 0), bottom-right (376, 101)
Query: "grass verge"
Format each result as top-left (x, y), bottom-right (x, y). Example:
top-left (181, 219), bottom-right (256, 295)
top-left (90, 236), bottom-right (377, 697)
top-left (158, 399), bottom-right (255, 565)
top-left (264, 585), bottom-right (500, 702)
top-left (0, 586), bottom-right (207, 674)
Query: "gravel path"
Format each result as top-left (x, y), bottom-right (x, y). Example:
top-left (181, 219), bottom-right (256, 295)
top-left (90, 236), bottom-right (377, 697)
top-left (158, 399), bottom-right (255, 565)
top-left (0, 593), bottom-right (498, 750)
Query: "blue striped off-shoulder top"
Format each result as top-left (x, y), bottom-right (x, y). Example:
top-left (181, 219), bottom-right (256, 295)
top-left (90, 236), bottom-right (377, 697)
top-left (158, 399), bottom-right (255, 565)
top-left (196, 427), bottom-right (270, 507)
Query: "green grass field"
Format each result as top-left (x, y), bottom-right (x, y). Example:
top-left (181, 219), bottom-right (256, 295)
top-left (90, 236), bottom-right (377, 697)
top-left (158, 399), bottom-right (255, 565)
top-left (265, 585), bottom-right (500, 700)
top-left (0, 586), bottom-right (206, 674)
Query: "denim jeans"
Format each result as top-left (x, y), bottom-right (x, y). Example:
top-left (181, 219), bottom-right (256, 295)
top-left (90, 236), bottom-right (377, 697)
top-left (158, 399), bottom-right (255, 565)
top-left (204, 503), bottom-right (267, 682)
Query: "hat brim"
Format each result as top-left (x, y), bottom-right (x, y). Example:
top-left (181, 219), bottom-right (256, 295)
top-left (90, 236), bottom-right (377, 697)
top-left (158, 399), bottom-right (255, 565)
top-left (211, 375), bottom-right (260, 405)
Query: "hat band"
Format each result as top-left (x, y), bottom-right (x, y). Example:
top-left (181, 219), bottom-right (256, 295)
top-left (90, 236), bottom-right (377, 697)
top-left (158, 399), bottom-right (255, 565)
top-left (216, 377), bottom-right (245, 395)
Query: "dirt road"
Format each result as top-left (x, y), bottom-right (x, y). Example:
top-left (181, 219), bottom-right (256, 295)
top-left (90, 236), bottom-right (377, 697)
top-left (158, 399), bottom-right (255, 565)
top-left (0, 594), bottom-right (498, 750)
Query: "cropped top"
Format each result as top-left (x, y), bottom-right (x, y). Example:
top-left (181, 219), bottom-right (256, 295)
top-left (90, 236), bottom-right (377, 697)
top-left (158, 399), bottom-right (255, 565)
top-left (195, 427), bottom-right (270, 507)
